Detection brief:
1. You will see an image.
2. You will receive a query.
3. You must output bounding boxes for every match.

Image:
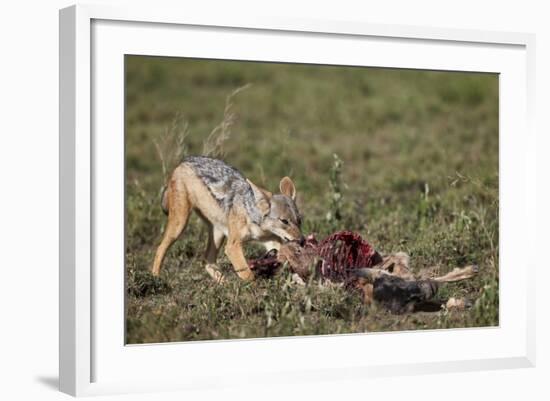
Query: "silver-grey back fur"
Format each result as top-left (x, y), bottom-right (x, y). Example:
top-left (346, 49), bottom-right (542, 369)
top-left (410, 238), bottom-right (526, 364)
top-left (183, 156), bottom-right (264, 224)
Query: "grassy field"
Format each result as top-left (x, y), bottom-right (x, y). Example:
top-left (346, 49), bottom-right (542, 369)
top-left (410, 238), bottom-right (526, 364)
top-left (125, 55), bottom-right (499, 344)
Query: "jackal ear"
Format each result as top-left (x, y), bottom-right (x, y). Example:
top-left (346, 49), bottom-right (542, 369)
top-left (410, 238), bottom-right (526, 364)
top-left (247, 179), bottom-right (272, 215)
top-left (279, 176), bottom-right (296, 200)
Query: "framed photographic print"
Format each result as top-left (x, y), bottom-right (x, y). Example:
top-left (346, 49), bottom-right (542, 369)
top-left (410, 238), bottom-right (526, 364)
top-left (59, 4), bottom-right (536, 396)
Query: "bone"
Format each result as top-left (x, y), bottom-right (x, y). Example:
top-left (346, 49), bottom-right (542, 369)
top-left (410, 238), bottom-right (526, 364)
top-left (446, 297), bottom-right (467, 310)
top-left (433, 265), bottom-right (479, 283)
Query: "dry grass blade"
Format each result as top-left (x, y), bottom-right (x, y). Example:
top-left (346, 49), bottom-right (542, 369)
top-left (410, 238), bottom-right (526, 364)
top-left (203, 84), bottom-right (252, 158)
top-left (153, 112), bottom-right (189, 181)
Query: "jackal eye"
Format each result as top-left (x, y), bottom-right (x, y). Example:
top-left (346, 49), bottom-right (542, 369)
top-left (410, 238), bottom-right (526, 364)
top-left (280, 218), bottom-right (289, 225)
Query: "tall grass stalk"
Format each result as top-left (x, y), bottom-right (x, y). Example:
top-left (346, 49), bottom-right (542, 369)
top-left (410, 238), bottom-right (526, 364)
top-left (202, 83), bottom-right (252, 158)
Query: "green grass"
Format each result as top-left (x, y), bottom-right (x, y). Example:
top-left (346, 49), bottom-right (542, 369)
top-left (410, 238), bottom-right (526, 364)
top-left (125, 55), bottom-right (499, 344)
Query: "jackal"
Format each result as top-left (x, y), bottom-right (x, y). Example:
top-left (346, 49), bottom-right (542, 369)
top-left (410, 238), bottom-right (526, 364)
top-left (151, 156), bottom-right (304, 282)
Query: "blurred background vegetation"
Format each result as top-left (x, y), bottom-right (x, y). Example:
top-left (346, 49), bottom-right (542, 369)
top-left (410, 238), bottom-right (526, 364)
top-left (125, 55), bottom-right (498, 343)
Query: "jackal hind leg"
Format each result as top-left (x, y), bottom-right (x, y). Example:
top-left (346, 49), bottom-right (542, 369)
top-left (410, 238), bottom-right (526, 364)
top-left (151, 185), bottom-right (191, 276)
top-left (204, 225), bottom-right (226, 283)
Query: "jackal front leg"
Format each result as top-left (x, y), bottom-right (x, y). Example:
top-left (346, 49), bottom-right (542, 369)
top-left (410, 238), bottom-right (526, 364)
top-left (225, 237), bottom-right (255, 282)
top-left (224, 211), bottom-right (255, 282)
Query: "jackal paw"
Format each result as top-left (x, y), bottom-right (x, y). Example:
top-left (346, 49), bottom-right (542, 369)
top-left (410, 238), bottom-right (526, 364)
top-left (237, 269), bottom-right (255, 282)
top-left (205, 264), bottom-right (225, 284)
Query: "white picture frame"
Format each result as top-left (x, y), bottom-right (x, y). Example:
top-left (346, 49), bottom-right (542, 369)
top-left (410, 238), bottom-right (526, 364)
top-left (59, 3), bottom-right (536, 397)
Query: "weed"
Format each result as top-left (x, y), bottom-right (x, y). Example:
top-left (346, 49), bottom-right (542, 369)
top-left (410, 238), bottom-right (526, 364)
top-left (326, 153), bottom-right (346, 229)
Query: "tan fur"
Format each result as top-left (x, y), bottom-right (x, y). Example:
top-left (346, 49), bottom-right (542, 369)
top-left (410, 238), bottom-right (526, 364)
top-left (279, 177), bottom-right (296, 200)
top-left (432, 265), bottom-right (479, 282)
top-left (363, 283), bottom-right (374, 305)
top-left (376, 252), bottom-right (414, 280)
top-left (151, 164), bottom-right (301, 282)
top-left (354, 264), bottom-right (478, 284)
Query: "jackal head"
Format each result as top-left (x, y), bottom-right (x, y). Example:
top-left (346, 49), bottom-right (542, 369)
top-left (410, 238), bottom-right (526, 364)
top-left (247, 177), bottom-right (304, 244)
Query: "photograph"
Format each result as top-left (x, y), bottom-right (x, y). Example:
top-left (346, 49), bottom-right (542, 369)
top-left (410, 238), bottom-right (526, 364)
top-left (124, 55), bottom-right (499, 344)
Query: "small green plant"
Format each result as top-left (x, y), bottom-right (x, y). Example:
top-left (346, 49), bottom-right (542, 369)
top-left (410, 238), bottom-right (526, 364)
top-left (326, 153), bottom-right (345, 228)
top-left (417, 182), bottom-right (430, 224)
top-left (471, 280), bottom-right (499, 327)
